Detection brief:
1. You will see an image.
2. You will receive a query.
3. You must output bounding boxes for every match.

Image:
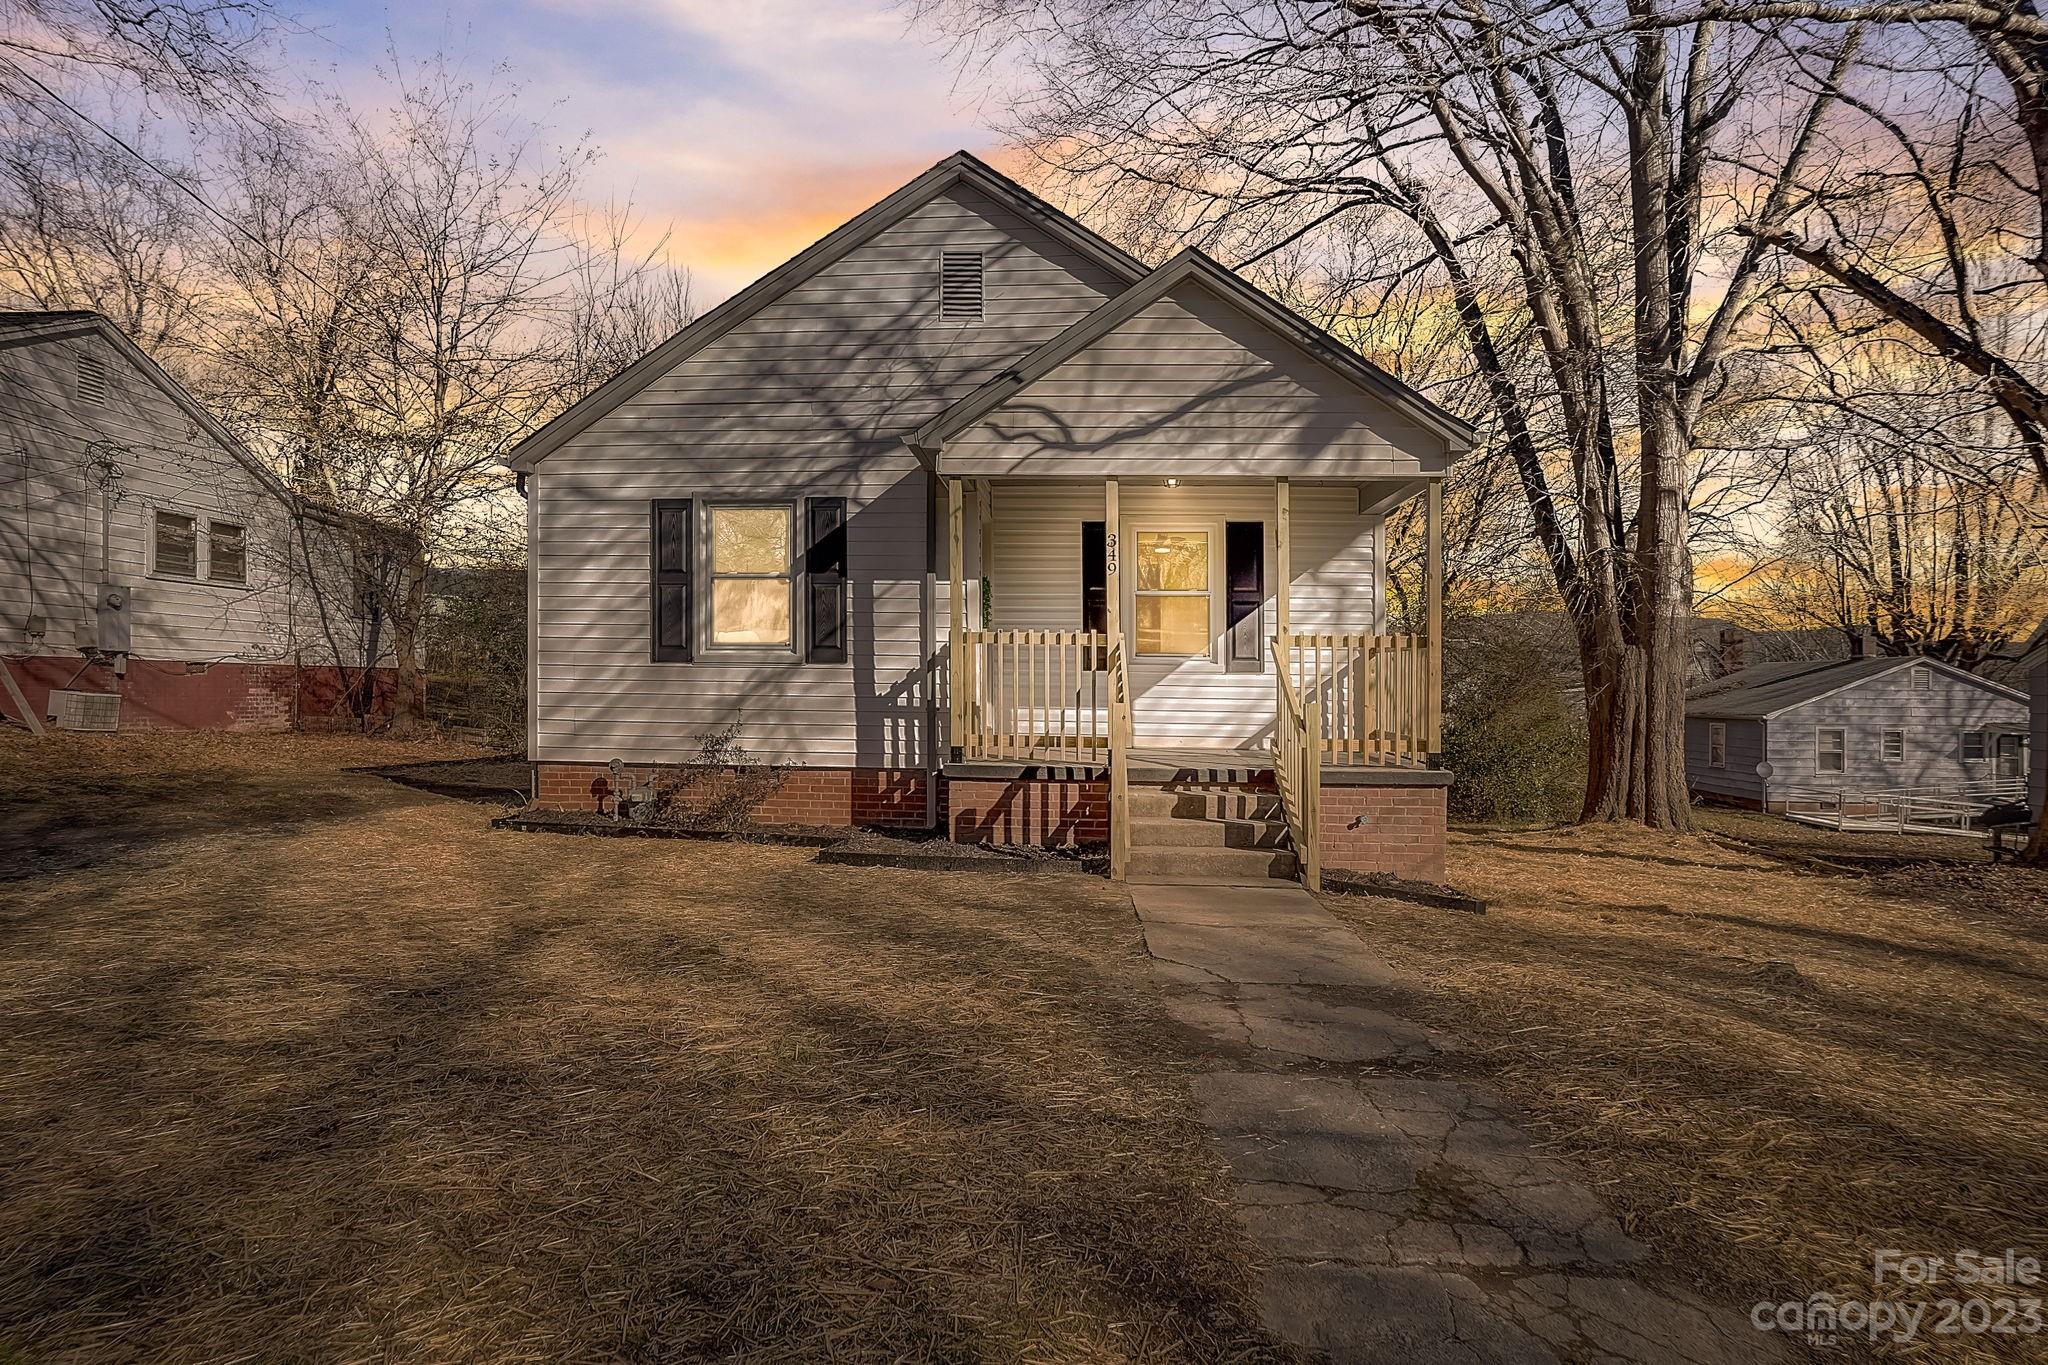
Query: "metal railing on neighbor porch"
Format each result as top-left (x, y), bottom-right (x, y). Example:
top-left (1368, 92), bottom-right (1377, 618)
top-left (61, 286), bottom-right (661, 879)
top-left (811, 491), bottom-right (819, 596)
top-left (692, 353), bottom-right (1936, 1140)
top-left (1775, 778), bottom-right (2026, 835)
top-left (955, 628), bottom-right (1112, 762)
top-left (1278, 631), bottom-right (1436, 766)
top-left (1272, 636), bottom-right (1323, 891)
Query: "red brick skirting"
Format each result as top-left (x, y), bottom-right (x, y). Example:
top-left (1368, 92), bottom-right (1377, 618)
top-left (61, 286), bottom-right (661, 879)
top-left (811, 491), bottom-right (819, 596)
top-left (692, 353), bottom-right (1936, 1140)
top-left (1318, 781), bottom-right (1448, 882)
top-left (948, 776), bottom-right (1108, 848)
top-left (0, 655), bottom-right (406, 732)
top-left (532, 761), bottom-right (931, 827)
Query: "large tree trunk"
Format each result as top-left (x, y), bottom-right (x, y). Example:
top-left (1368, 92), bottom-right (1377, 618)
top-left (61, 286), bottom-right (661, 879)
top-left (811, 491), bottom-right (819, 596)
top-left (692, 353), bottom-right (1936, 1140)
top-left (387, 549), bottom-right (428, 737)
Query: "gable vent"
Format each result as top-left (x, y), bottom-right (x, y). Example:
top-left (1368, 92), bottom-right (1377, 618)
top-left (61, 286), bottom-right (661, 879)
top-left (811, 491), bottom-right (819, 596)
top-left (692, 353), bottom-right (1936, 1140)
top-left (940, 251), bottom-right (985, 322)
top-left (76, 351), bottom-right (109, 406)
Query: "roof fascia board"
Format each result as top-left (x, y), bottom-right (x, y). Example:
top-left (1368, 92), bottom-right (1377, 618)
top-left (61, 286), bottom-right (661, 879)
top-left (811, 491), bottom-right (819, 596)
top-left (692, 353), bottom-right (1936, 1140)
top-left (913, 248), bottom-right (1476, 455)
top-left (507, 152), bottom-right (1149, 473)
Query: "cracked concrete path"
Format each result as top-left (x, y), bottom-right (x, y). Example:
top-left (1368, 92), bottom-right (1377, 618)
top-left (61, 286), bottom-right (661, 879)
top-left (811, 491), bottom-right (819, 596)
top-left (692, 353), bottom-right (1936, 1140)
top-left (1131, 881), bottom-right (1781, 1365)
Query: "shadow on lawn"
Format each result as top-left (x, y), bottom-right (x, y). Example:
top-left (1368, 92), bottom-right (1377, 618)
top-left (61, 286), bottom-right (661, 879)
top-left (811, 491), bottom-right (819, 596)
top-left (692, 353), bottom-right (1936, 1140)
top-left (0, 795), bottom-right (1286, 1363)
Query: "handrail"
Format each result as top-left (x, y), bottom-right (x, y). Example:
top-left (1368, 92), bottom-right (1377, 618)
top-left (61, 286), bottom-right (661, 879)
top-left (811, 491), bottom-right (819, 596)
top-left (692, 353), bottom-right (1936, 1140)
top-left (1108, 640), bottom-right (1132, 881)
top-left (1271, 636), bottom-right (1322, 891)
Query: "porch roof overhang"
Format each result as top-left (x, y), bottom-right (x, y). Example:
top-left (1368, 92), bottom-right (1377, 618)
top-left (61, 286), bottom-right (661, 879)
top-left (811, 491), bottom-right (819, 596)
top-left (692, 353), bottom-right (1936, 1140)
top-left (908, 249), bottom-right (1475, 480)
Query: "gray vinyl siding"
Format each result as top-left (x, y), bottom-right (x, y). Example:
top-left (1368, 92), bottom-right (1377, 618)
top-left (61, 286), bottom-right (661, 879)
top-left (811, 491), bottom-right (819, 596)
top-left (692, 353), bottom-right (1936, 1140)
top-left (1685, 716), bottom-right (1765, 803)
top-left (529, 185), bottom-right (1126, 767)
top-left (979, 480), bottom-right (1379, 748)
top-left (942, 280), bottom-right (1450, 478)
top-left (1759, 666), bottom-right (2028, 794)
top-left (0, 323), bottom-right (307, 664)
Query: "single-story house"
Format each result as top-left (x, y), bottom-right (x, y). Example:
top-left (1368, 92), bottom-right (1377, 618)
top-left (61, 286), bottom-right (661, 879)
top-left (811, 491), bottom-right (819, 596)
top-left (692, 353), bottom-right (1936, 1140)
top-left (2021, 618), bottom-right (2047, 843)
top-left (508, 152), bottom-right (1466, 884)
top-left (1685, 644), bottom-right (2030, 809)
top-left (0, 310), bottom-right (399, 731)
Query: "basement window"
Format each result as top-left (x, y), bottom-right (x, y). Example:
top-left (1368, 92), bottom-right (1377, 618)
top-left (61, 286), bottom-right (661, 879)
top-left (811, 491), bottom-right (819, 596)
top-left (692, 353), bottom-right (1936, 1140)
top-left (939, 251), bottom-right (984, 322)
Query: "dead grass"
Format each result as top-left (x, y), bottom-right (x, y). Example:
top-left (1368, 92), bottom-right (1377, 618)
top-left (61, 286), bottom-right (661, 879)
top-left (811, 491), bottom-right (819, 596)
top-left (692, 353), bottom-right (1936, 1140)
top-left (1320, 820), bottom-right (2048, 1365)
top-left (0, 732), bottom-right (1282, 1364)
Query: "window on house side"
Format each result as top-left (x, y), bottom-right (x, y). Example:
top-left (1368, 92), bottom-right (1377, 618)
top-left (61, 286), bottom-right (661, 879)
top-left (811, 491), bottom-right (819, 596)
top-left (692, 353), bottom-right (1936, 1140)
top-left (1882, 729), bottom-right (1905, 763)
top-left (708, 505), bottom-right (793, 647)
top-left (1707, 722), bottom-right (1726, 768)
top-left (154, 509), bottom-right (197, 578)
top-left (1962, 731), bottom-right (1987, 763)
top-left (1817, 727), bottom-right (1846, 773)
top-left (208, 521), bottom-right (247, 584)
top-left (1134, 530), bottom-right (1211, 655)
top-left (939, 251), bottom-right (984, 322)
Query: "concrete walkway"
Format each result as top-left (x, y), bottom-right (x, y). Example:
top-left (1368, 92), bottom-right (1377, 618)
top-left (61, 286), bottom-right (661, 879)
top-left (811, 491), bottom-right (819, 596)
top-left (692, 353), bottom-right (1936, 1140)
top-left (1131, 880), bottom-right (1781, 1365)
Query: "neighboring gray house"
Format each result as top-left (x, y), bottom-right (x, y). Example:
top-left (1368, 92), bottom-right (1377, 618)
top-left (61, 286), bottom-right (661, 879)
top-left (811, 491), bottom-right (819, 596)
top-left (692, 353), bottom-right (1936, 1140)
top-left (1685, 651), bottom-right (2030, 808)
top-left (0, 310), bottom-right (393, 731)
top-left (507, 152), bottom-right (1467, 885)
top-left (2022, 619), bottom-right (2047, 838)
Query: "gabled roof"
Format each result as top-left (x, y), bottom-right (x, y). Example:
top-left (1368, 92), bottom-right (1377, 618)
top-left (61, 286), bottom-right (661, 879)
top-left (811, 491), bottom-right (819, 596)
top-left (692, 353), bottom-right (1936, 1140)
top-left (909, 248), bottom-right (1476, 457)
top-left (504, 151), bottom-right (1151, 473)
top-left (0, 309), bottom-right (294, 504)
top-left (2020, 618), bottom-right (2048, 669)
top-left (1687, 655), bottom-right (2027, 720)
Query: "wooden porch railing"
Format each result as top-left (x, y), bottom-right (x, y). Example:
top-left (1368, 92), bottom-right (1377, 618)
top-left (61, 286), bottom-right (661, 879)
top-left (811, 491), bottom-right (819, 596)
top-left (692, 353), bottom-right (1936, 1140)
top-left (1108, 640), bottom-right (1132, 881)
top-left (1279, 632), bottom-right (1436, 766)
top-left (1271, 636), bottom-right (1322, 891)
top-left (956, 628), bottom-right (1112, 762)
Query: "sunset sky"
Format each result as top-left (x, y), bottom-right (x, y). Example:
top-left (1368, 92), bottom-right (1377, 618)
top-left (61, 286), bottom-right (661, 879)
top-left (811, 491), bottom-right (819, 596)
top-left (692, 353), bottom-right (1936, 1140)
top-left (287, 0), bottom-right (1017, 301)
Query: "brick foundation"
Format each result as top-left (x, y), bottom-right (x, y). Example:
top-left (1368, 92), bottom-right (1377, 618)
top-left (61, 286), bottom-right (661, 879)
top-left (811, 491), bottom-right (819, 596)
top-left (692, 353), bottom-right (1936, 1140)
top-left (532, 761), bottom-right (932, 828)
top-left (0, 655), bottom-right (407, 732)
top-left (947, 776), bottom-right (1108, 848)
top-left (1318, 780), bottom-right (1449, 883)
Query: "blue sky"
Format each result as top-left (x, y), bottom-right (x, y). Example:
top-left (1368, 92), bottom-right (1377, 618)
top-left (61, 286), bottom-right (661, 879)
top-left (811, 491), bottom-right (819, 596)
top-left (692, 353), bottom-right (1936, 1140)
top-left (284, 0), bottom-right (1016, 298)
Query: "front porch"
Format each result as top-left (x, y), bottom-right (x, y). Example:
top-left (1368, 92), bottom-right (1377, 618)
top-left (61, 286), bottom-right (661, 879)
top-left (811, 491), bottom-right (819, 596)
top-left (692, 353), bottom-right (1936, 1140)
top-left (940, 473), bottom-right (1447, 887)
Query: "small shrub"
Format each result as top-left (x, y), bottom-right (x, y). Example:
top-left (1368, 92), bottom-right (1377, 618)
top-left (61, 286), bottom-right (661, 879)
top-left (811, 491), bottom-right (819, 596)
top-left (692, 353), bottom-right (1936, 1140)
top-left (634, 725), bottom-right (789, 829)
top-left (1441, 639), bottom-right (1585, 824)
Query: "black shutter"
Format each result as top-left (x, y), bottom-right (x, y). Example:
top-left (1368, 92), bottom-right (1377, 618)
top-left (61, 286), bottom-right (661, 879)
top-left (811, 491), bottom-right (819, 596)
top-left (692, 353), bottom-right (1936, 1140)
top-left (651, 499), bottom-right (693, 662)
top-left (1225, 521), bottom-right (1264, 673)
top-left (806, 497), bottom-right (848, 663)
top-left (1081, 520), bottom-right (1107, 669)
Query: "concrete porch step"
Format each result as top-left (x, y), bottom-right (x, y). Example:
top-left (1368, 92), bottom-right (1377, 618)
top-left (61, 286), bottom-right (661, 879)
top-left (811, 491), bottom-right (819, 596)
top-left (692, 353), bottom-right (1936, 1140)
top-left (1127, 844), bottom-right (1299, 883)
top-left (1127, 786), bottom-right (1284, 821)
top-left (1129, 815), bottom-right (1290, 850)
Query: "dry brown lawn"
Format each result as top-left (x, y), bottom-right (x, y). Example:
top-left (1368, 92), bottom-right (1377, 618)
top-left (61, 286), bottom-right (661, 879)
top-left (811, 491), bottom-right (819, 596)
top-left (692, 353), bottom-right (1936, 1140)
top-left (1321, 818), bottom-right (2048, 1365)
top-left (0, 733), bottom-right (1282, 1364)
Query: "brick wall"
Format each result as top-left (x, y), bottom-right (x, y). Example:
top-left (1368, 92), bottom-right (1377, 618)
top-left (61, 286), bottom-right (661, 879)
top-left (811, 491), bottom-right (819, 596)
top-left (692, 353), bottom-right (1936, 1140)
top-left (1317, 781), bottom-right (1448, 882)
top-left (532, 761), bottom-right (931, 828)
top-left (948, 776), bottom-right (1108, 848)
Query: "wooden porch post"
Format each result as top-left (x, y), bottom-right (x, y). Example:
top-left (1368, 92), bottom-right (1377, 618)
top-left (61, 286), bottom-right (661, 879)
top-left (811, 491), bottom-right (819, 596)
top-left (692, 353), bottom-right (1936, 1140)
top-left (1103, 477), bottom-right (1121, 653)
top-left (1426, 479), bottom-right (1444, 757)
top-left (1274, 476), bottom-right (1291, 642)
top-left (948, 476), bottom-right (965, 758)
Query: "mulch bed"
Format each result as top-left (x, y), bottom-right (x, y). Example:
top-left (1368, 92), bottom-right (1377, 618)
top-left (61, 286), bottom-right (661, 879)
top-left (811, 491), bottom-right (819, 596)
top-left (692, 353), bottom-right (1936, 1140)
top-left (819, 827), bottom-right (1105, 875)
top-left (492, 808), bottom-right (845, 847)
top-left (1319, 868), bottom-right (1485, 912)
top-left (354, 754), bottom-right (532, 805)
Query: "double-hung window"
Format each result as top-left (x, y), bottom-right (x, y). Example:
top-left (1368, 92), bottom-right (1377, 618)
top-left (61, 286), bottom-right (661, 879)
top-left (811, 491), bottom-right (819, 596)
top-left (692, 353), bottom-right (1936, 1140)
top-left (1707, 722), bottom-right (1726, 769)
top-left (153, 510), bottom-right (198, 578)
top-left (1882, 729), bottom-right (1905, 763)
top-left (1962, 731), bottom-right (1987, 763)
top-left (1134, 530), bottom-right (1212, 656)
top-left (208, 521), bottom-right (247, 584)
top-left (1817, 727), bottom-right (1847, 773)
top-left (709, 505), bottom-right (794, 648)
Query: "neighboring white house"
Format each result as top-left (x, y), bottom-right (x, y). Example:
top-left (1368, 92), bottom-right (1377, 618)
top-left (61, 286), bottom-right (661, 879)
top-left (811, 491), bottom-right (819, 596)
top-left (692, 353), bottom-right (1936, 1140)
top-left (0, 310), bottom-right (396, 731)
top-left (507, 153), bottom-right (1466, 884)
top-left (1685, 649), bottom-right (2030, 809)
